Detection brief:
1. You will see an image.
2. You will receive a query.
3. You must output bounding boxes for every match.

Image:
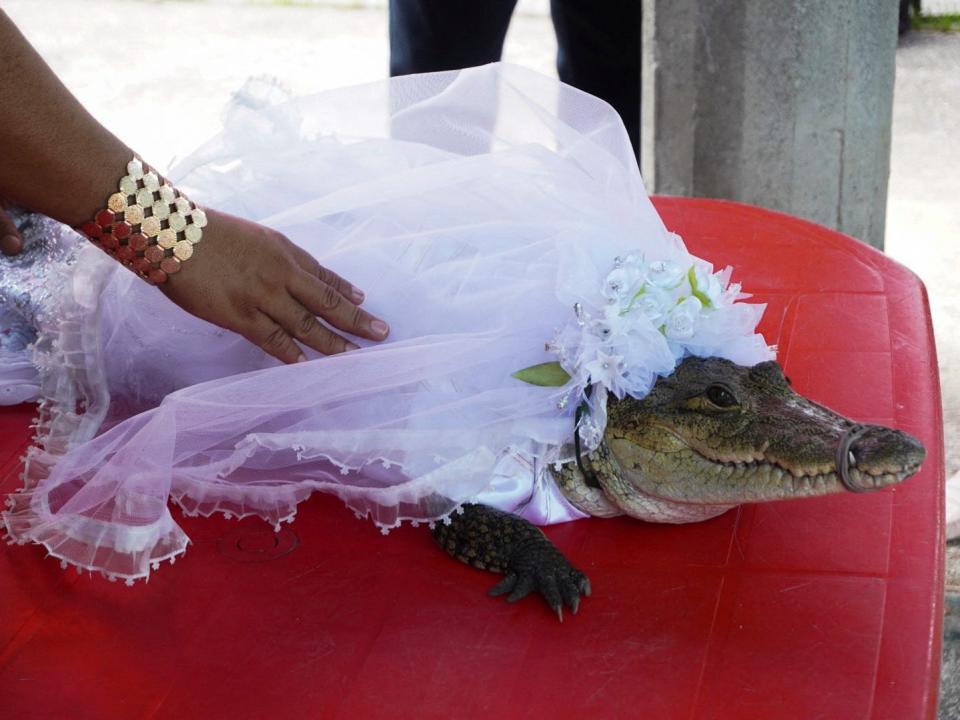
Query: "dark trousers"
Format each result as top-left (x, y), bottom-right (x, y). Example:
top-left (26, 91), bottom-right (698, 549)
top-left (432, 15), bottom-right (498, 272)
top-left (389, 0), bottom-right (641, 156)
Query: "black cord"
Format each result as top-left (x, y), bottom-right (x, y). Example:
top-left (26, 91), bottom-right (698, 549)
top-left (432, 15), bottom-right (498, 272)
top-left (573, 387), bottom-right (601, 489)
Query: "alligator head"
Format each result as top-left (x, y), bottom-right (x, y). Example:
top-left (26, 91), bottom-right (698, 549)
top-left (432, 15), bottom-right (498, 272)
top-left (601, 357), bottom-right (925, 517)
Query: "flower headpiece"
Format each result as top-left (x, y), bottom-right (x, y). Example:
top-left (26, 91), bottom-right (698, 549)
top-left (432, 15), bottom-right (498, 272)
top-left (513, 248), bottom-right (754, 448)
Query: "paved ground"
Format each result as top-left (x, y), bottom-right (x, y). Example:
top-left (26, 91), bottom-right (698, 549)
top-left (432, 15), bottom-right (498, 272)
top-left (2, 0), bottom-right (557, 170)
top-left (888, 30), bottom-right (960, 484)
top-left (885, 31), bottom-right (960, 716)
top-left (945, 542), bottom-right (960, 719)
top-left (4, 0), bottom-right (959, 714)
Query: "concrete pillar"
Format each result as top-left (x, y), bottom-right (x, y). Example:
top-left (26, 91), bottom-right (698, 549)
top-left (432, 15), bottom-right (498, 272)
top-left (642, 0), bottom-right (898, 249)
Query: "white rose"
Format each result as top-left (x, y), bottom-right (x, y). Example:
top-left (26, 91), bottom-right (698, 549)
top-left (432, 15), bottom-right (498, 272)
top-left (666, 296), bottom-right (703, 340)
top-left (690, 265), bottom-right (725, 308)
top-left (647, 260), bottom-right (685, 289)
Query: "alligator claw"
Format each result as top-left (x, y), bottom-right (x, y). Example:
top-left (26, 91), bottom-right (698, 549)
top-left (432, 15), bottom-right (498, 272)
top-left (488, 574), bottom-right (517, 597)
top-left (506, 576), bottom-right (535, 603)
top-left (487, 542), bottom-right (590, 620)
top-left (561, 581), bottom-right (581, 615)
top-left (435, 504), bottom-right (590, 619)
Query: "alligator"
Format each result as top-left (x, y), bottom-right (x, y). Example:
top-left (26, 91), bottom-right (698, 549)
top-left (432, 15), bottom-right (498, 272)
top-left (433, 356), bottom-right (926, 620)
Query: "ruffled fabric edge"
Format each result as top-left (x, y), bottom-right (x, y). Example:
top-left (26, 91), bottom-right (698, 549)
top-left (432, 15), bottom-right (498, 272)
top-left (1, 242), bottom-right (476, 583)
top-left (1, 241), bottom-right (162, 583)
top-left (0, 242), bottom-right (202, 583)
top-left (0, 348), bottom-right (39, 405)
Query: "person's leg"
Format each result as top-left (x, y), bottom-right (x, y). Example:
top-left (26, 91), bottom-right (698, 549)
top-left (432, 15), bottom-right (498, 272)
top-left (390, 0), bottom-right (519, 76)
top-left (551, 0), bottom-right (642, 157)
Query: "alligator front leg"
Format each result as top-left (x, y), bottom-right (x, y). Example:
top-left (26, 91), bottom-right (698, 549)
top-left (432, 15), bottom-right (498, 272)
top-left (433, 504), bottom-right (591, 621)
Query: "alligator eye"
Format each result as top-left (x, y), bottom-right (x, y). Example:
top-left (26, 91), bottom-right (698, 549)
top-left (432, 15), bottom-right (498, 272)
top-left (705, 384), bottom-right (739, 408)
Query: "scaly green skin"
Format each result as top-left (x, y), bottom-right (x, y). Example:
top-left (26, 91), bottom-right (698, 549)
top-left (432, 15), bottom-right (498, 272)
top-left (433, 505), bottom-right (591, 621)
top-left (600, 358), bottom-right (924, 510)
top-left (435, 357), bottom-right (926, 618)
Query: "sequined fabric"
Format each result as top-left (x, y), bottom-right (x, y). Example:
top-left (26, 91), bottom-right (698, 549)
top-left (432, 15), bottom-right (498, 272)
top-left (0, 208), bottom-right (80, 352)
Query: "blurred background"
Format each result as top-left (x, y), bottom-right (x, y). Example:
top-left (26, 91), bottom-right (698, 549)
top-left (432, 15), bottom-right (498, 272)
top-left (2, 0), bottom-right (958, 714)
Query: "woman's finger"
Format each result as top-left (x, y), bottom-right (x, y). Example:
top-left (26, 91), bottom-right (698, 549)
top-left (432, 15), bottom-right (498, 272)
top-left (287, 243), bottom-right (365, 304)
top-left (289, 270), bottom-right (389, 342)
top-left (0, 205), bottom-right (23, 256)
top-left (245, 312), bottom-right (307, 365)
top-left (266, 292), bottom-right (358, 356)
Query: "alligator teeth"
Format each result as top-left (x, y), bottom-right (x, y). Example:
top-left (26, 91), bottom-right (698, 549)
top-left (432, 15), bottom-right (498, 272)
top-left (848, 451), bottom-right (857, 468)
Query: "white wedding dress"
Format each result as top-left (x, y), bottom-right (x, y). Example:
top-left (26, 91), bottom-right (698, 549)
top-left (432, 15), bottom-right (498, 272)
top-left (0, 64), bottom-right (772, 582)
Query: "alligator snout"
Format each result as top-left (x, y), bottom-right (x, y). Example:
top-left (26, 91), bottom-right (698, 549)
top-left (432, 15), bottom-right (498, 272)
top-left (840, 425), bottom-right (926, 493)
top-left (602, 357), bottom-right (928, 509)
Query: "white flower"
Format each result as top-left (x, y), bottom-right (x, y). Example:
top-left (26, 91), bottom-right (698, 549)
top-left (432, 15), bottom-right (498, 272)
top-left (633, 287), bottom-right (673, 326)
top-left (690, 265), bottom-right (724, 308)
top-left (647, 260), bottom-right (685, 289)
top-left (524, 251), bottom-right (757, 425)
top-left (602, 264), bottom-right (647, 302)
top-left (602, 268), bottom-right (632, 300)
top-left (666, 296), bottom-right (703, 340)
top-left (583, 349), bottom-right (626, 395)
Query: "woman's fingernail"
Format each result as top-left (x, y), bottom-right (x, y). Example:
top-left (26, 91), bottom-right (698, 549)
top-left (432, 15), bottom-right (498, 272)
top-left (345, 341), bottom-right (360, 352)
top-left (350, 287), bottom-right (365, 303)
top-left (296, 353), bottom-right (308, 363)
top-left (370, 320), bottom-right (389, 338)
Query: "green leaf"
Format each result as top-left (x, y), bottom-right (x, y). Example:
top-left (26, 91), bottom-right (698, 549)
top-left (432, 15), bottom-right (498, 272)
top-left (511, 361), bottom-right (572, 387)
top-left (620, 285), bottom-right (646, 316)
top-left (687, 265), bottom-right (713, 308)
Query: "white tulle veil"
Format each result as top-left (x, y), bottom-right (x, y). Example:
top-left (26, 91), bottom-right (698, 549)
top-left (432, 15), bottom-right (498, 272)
top-left (1, 64), bottom-right (772, 582)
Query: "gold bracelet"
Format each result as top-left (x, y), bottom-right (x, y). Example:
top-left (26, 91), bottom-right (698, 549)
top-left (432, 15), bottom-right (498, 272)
top-left (75, 156), bottom-right (207, 285)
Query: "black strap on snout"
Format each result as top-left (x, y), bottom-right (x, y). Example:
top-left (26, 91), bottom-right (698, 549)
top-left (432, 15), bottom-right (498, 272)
top-left (573, 387), bottom-right (601, 489)
top-left (836, 423), bottom-right (870, 493)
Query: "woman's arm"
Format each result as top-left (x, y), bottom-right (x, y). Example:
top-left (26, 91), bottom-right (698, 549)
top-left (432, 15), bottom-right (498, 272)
top-left (0, 11), bottom-right (131, 225)
top-left (0, 10), bottom-right (389, 362)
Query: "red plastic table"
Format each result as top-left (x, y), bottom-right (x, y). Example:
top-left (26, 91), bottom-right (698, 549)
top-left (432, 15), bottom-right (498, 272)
top-left (0, 198), bottom-right (945, 720)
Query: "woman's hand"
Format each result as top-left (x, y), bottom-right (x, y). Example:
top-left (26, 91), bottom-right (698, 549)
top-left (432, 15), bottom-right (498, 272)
top-left (0, 200), bottom-right (23, 256)
top-left (161, 209), bottom-right (389, 364)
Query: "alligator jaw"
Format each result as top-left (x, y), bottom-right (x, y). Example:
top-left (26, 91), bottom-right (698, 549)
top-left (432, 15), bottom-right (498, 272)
top-left (606, 429), bottom-right (924, 507)
top-left (602, 357), bottom-right (926, 508)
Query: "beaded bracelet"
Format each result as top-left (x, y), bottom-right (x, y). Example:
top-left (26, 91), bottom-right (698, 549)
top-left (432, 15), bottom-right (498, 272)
top-left (75, 156), bottom-right (207, 285)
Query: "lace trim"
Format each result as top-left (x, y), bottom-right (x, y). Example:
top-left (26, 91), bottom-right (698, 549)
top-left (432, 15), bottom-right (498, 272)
top-left (168, 484), bottom-right (466, 537)
top-left (0, 241), bottom-right (179, 582)
top-left (1, 224), bottom-right (572, 584)
top-left (1, 242), bottom-right (474, 583)
top-left (168, 443), bottom-right (489, 535)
